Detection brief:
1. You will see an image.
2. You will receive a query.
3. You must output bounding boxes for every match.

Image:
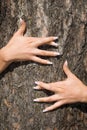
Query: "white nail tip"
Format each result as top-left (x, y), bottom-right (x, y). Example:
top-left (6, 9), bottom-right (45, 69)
top-left (51, 42), bottom-right (58, 47)
top-left (54, 37), bottom-right (58, 40)
top-left (35, 81), bottom-right (39, 85)
top-left (33, 99), bottom-right (39, 102)
top-left (47, 61), bottom-right (53, 65)
top-left (33, 87), bottom-right (39, 90)
top-left (43, 109), bottom-right (48, 113)
top-left (20, 18), bottom-right (23, 23)
top-left (65, 60), bottom-right (68, 66)
top-left (54, 52), bottom-right (60, 56)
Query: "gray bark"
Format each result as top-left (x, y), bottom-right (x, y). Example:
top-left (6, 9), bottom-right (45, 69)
top-left (0, 0), bottom-right (87, 130)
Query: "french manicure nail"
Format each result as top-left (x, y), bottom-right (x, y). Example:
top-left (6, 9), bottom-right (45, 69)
top-left (43, 109), bottom-right (48, 113)
top-left (54, 37), bottom-right (58, 40)
top-left (65, 60), bottom-right (68, 66)
top-left (20, 18), bottom-right (23, 23)
top-left (51, 42), bottom-right (58, 47)
top-left (54, 52), bottom-right (61, 56)
top-left (33, 99), bottom-right (39, 102)
top-left (33, 87), bottom-right (39, 90)
top-left (47, 61), bottom-right (53, 65)
top-left (35, 81), bottom-right (39, 85)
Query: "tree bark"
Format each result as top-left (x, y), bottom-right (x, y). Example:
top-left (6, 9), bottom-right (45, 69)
top-left (0, 0), bottom-right (87, 130)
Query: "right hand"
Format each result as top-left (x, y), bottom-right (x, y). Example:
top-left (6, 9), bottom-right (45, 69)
top-left (34, 61), bottom-right (87, 112)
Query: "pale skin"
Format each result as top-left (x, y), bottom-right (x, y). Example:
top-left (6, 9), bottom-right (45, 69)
top-left (34, 61), bottom-right (87, 113)
top-left (0, 18), bottom-right (60, 73)
top-left (0, 19), bottom-right (87, 113)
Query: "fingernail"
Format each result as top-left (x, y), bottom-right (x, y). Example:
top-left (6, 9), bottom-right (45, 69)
top-left (51, 42), bottom-right (58, 47)
top-left (33, 87), bottom-right (40, 90)
top-left (54, 37), bottom-right (58, 40)
top-left (43, 109), bottom-right (48, 113)
top-left (20, 18), bottom-right (23, 23)
top-left (47, 61), bottom-right (53, 65)
top-left (35, 81), bottom-right (39, 85)
top-left (54, 52), bottom-right (61, 56)
top-left (33, 99), bottom-right (39, 102)
top-left (65, 60), bottom-right (68, 66)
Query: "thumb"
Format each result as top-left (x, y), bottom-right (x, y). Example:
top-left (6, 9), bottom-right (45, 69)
top-left (63, 60), bottom-right (72, 77)
top-left (16, 18), bottom-right (26, 36)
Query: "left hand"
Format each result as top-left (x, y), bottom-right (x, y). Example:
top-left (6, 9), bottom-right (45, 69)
top-left (34, 61), bottom-right (87, 112)
top-left (0, 19), bottom-right (59, 65)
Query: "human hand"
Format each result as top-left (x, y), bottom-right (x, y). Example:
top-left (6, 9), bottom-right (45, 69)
top-left (0, 18), bottom-right (60, 65)
top-left (34, 61), bottom-right (87, 112)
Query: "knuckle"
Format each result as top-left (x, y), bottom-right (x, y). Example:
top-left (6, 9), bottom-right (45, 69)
top-left (49, 37), bottom-right (53, 40)
top-left (37, 40), bottom-right (41, 43)
top-left (61, 100), bottom-right (66, 105)
top-left (48, 97), bottom-right (53, 101)
top-left (39, 82), bottom-right (45, 88)
top-left (47, 84), bottom-right (50, 89)
top-left (43, 98), bottom-right (46, 102)
top-left (41, 51), bottom-right (46, 55)
top-left (49, 84), bottom-right (54, 91)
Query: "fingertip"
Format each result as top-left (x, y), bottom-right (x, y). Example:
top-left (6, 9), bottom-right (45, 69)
top-left (33, 86), bottom-right (41, 90)
top-left (53, 37), bottom-right (58, 40)
top-left (47, 61), bottom-right (53, 65)
top-left (63, 60), bottom-right (72, 77)
top-left (20, 17), bottom-right (26, 22)
top-left (20, 18), bottom-right (23, 23)
top-left (35, 81), bottom-right (44, 87)
top-left (33, 99), bottom-right (40, 102)
top-left (35, 81), bottom-right (40, 85)
top-left (63, 60), bottom-right (68, 69)
top-left (19, 18), bottom-right (26, 26)
top-left (64, 60), bottom-right (68, 66)
top-left (53, 52), bottom-right (61, 56)
top-left (16, 18), bottom-right (26, 35)
top-left (33, 87), bottom-right (39, 90)
top-left (43, 109), bottom-right (48, 113)
top-left (50, 42), bottom-right (58, 47)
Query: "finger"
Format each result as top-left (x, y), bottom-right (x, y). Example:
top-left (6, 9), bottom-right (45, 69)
top-left (35, 81), bottom-right (57, 92)
top-left (50, 42), bottom-right (59, 47)
top-left (27, 38), bottom-right (59, 47)
top-left (32, 37), bottom-right (58, 47)
top-left (31, 56), bottom-right (53, 65)
top-left (34, 49), bottom-right (60, 56)
top-left (33, 85), bottom-right (42, 90)
top-left (33, 95), bottom-right (58, 102)
top-left (43, 101), bottom-right (64, 112)
top-left (27, 37), bottom-right (45, 43)
top-left (63, 60), bottom-right (72, 77)
top-left (16, 18), bottom-right (26, 36)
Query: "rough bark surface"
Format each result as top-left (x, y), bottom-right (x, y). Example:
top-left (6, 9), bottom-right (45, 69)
top-left (0, 0), bottom-right (87, 130)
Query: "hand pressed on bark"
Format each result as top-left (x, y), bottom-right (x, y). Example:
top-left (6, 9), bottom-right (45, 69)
top-left (0, 19), bottom-right (60, 73)
top-left (34, 61), bottom-right (87, 112)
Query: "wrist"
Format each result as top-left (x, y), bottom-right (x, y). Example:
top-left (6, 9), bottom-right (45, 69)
top-left (0, 46), bottom-right (10, 62)
top-left (0, 47), bottom-right (11, 73)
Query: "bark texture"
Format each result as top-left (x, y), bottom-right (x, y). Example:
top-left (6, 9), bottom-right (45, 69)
top-left (0, 0), bottom-right (87, 130)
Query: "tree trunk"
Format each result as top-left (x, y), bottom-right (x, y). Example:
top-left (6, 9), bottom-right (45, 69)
top-left (0, 0), bottom-right (87, 130)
